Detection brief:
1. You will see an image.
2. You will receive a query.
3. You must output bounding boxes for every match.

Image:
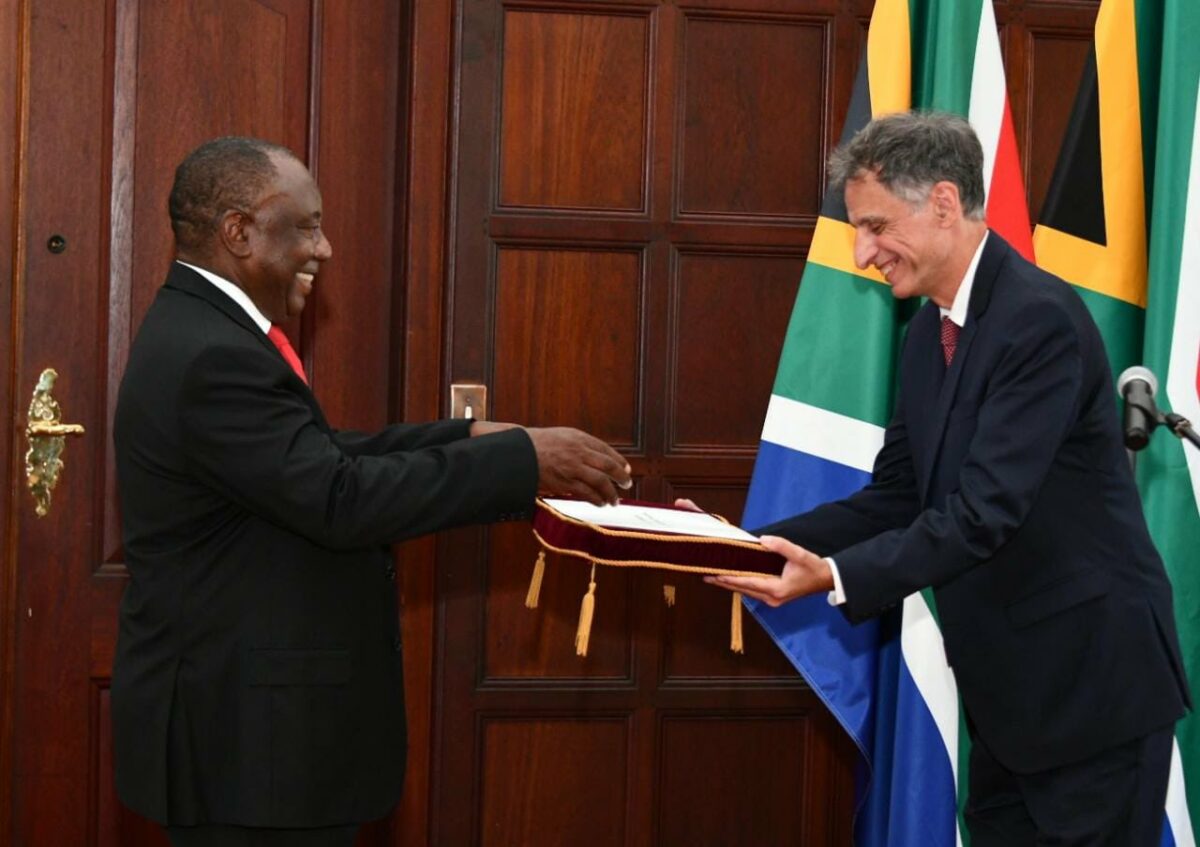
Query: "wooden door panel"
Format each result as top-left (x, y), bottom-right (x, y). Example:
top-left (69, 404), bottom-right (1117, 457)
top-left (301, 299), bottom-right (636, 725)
top-left (492, 247), bottom-right (643, 444)
top-left (479, 718), bottom-right (629, 847)
top-left (657, 713), bottom-right (840, 845)
top-left (498, 8), bottom-right (651, 212)
top-left (678, 13), bottom-right (829, 219)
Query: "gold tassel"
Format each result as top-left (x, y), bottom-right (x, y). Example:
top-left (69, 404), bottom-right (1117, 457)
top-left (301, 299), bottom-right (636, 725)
top-left (663, 584), bottom-right (676, 607)
top-left (525, 551), bottom-right (546, 609)
top-left (575, 563), bottom-right (597, 657)
top-left (730, 592), bottom-right (744, 654)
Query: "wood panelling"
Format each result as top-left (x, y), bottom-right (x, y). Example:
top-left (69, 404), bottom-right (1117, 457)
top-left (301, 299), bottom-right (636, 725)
top-left (0, 0), bottom-right (18, 837)
top-left (670, 251), bottom-right (802, 451)
top-left (658, 715), bottom-right (811, 845)
top-left (484, 521), bottom-right (635, 680)
top-left (499, 8), bottom-right (650, 212)
top-left (1023, 32), bottom-right (1094, 219)
top-left (438, 1), bottom-right (859, 844)
top-left (678, 14), bottom-right (829, 219)
top-left (309, 1), bottom-right (403, 431)
top-left (128, 0), bottom-right (311, 332)
top-left (493, 247), bottom-right (642, 445)
top-left (479, 718), bottom-right (629, 846)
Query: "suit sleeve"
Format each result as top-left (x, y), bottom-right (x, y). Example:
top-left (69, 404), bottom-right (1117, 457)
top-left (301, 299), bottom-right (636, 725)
top-left (835, 300), bottom-right (1085, 621)
top-left (332, 420), bottom-right (473, 457)
top-left (177, 344), bottom-right (538, 549)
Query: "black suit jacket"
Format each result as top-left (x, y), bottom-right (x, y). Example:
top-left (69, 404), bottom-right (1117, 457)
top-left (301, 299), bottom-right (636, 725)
top-left (112, 263), bottom-right (539, 827)
top-left (761, 234), bottom-right (1189, 773)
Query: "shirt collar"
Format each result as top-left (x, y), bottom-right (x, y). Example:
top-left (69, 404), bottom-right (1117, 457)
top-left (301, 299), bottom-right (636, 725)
top-left (176, 260), bottom-right (271, 333)
top-left (939, 231), bottom-right (989, 327)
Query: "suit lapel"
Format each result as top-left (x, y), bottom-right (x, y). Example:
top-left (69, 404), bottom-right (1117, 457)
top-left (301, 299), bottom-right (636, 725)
top-left (164, 263), bottom-right (329, 427)
top-left (917, 233), bottom-right (1007, 500)
top-left (165, 263), bottom-right (277, 354)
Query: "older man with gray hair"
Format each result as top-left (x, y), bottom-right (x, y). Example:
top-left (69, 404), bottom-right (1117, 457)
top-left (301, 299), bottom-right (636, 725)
top-left (706, 112), bottom-right (1190, 845)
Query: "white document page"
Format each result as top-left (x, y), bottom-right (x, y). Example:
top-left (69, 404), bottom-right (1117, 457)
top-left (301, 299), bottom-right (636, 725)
top-left (543, 499), bottom-right (760, 543)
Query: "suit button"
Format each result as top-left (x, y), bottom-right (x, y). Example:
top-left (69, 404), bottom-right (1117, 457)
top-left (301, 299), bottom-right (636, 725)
top-left (385, 563), bottom-right (396, 581)
top-left (393, 636), bottom-right (402, 652)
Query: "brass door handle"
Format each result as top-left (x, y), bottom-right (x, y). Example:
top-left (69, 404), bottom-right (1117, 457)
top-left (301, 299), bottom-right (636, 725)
top-left (25, 368), bottom-right (85, 517)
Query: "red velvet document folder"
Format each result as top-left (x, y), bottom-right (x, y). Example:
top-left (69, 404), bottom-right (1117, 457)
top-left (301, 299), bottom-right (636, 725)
top-left (530, 496), bottom-right (785, 576)
top-left (526, 497), bottom-right (786, 656)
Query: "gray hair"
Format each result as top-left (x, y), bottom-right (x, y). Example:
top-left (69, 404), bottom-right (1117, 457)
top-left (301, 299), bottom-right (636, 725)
top-left (168, 136), bottom-right (297, 252)
top-left (828, 111), bottom-right (986, 220)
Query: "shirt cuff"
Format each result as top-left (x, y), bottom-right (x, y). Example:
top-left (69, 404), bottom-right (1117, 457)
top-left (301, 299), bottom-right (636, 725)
top-left (826, 557), bottom-right (846, 606)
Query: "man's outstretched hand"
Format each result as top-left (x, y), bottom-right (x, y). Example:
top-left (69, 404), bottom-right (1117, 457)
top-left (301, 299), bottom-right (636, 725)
top-left (527, 427), bottom-right (632, 506)
top-left (704, 536), bottom-right (833, 606)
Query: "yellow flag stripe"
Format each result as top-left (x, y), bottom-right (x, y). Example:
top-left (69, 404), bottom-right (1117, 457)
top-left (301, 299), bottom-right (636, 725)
top-left (808, 217), bottom-right (887, 285)
top-left (867, 0), bottom-right (912, 116)
top-left (1036, 0), bottom-right (1146, 308)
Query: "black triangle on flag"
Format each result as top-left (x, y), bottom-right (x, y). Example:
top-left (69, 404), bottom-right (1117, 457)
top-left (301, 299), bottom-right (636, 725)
top-left (1038, 48), bottom-right (1107, 247)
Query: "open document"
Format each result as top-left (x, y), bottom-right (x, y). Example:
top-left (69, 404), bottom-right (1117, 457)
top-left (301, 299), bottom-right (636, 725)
top-left (541, 498), bottom-right (760, 543)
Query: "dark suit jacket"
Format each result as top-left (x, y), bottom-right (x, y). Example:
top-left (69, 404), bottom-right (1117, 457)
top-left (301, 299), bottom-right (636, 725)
top-left (112, 262), bottom-right (538, 827)
top-left (761, 234), bottom-right (1189, 774)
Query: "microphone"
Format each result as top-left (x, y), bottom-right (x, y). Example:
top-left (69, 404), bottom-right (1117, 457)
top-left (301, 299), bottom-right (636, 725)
top-left (1116, 366), bottom-right (1160, 451)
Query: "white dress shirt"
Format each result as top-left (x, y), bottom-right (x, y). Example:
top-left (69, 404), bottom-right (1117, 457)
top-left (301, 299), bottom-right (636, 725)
top-left (176, 260), bottom-right (271, 333)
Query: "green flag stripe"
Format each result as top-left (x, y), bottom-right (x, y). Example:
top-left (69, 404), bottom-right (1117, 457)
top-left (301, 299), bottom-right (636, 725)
top-left (771, 262), bottom-right (902, 427)
top-left (1070, 286), bottom-right (1146, 380)
top-left (1142, 0), bottom-right (1200, 823)
top-left (1134, 0), bottom-right (1165, 204)
top-left (1144, 4), bottom-right (1199, 374)
top-left (910, 0), bottom-right (984, 115)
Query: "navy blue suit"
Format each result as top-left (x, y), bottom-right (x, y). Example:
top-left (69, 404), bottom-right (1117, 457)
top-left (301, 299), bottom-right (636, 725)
top-left (760, 234), bottom-right (1189, 776)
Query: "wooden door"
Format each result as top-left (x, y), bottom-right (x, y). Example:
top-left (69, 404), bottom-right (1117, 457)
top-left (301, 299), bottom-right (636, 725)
top-left (433, 2), bottom-right (863, 844)
top-left (0, 1), bottom-right (403, 844)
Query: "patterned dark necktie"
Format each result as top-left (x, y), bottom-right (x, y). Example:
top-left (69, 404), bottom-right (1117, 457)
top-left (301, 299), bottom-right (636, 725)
top-left (940, 316), bottom-right (961, 367)
top-left (267, 325), bottom-right (308, 385)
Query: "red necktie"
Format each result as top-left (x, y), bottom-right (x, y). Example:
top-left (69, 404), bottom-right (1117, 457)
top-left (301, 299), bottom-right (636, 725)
top-left (267, 325), bottom-right (308, 385)
top-left (940, 316), bottom-right (961, 367)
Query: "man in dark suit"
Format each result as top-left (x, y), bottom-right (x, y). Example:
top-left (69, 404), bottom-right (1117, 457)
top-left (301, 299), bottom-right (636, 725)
top-left (705, 112), bottom-right (1190, 844)
top-left (112, 136), bottom-right (632, 847)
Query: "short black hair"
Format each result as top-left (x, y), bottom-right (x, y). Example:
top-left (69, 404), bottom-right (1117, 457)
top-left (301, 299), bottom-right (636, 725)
top-left (168, 136), bottom-right (296, 251)
top-left (828, 111), bottom-right (986, 220)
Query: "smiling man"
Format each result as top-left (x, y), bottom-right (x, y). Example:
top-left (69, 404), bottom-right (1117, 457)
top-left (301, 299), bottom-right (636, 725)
top-left (112, 137), bottom-right (631, 847)
top-left (706, 112), bottom-right (1190, 845)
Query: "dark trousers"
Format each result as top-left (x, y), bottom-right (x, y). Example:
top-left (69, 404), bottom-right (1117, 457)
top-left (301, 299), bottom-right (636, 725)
top-left (965, 723), bottom-right (1175, 846)
top-left (166, 824), bottom-right (359, 847)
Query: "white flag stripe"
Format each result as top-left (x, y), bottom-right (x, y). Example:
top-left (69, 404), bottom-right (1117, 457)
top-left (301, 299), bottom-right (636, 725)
top-left (1168, 738), bottom-right (1198, 847)
top-left (1165, 81), bottom-right (1200, 516)
top-left (899, 593), bottom-right (965, 847)
top-left (969, 0), bottom-right (1005, 199)
top-left (759, 394), bottom-right (885, 473)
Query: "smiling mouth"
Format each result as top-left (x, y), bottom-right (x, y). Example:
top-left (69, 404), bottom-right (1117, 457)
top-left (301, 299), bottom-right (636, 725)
top-left (878, 260), bottom-right (897, 280)
top-left (295, 272), bottom-right (314, 294)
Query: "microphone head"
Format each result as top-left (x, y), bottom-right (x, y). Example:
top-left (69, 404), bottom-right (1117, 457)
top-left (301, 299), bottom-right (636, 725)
top-left (1117, 365), bottom-right (1158, 398)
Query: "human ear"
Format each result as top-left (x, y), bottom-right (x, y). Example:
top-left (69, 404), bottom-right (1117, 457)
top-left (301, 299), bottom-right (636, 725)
top-left (930, 181), bottom-right (961, 223)
top-left (217, 209), bottom-right (254, 258)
